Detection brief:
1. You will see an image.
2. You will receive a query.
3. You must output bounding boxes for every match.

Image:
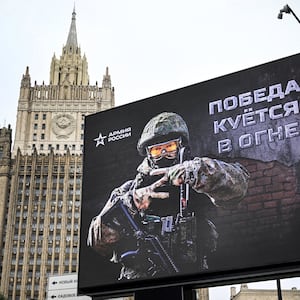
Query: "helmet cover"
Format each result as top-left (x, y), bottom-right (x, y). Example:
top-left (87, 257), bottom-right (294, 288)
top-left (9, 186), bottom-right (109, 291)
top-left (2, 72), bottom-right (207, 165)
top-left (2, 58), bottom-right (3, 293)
top-left (137, 112), bottom-right (189, 156)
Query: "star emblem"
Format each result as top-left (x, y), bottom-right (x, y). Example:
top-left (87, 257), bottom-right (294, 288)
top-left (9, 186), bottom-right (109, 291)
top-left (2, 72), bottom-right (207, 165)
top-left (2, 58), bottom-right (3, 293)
top-left (94, 133), bottom-right (107, 147)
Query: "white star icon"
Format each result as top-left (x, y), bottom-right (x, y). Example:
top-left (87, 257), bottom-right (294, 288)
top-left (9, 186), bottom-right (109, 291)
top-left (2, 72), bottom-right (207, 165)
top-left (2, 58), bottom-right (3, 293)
top-left (94, 133), bottom-right (107, 147)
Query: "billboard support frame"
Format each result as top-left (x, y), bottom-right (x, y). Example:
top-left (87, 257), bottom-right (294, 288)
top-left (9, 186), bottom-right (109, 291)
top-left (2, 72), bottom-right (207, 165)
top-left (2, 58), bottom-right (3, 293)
top-left (134, 285), bottom-right (196, 300)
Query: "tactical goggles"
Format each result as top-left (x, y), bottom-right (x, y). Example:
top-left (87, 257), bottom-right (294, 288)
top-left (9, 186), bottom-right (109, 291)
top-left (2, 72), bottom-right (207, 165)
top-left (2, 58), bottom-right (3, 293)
top-left (147, 139), bottom-right (181, 159)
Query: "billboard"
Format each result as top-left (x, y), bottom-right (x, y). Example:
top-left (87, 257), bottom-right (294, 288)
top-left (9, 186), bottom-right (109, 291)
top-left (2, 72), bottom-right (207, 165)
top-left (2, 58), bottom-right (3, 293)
top-left (79, 53), bottom-right (300, 296)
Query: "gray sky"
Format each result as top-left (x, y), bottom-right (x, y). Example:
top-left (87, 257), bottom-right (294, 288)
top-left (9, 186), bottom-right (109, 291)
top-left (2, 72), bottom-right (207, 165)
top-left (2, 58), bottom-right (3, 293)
top-left (0, 0), bottom-right (299, 297)
top-left (1, 0), bottom-right (300, 131)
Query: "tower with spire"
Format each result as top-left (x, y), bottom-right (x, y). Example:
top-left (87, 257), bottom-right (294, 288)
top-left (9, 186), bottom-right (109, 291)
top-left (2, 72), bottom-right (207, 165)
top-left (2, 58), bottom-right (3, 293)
top-left (13, 8), bottom-right (114, 156)
top-left (0, 9), bottom-right (114, 300)
top-left (50, 8), bottom-right (88, 87)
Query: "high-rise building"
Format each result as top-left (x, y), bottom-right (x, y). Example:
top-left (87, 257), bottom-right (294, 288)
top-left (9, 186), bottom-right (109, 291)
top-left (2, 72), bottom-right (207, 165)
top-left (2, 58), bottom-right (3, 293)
top-left (0, 8), bottom-right (114, 300)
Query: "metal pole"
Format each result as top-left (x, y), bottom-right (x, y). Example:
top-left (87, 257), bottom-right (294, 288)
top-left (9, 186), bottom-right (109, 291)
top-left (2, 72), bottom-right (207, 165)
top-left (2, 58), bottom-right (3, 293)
top-left (276, 279), bottom-right (283, 300)
top-left (289, 7), bottom-right (300, 24)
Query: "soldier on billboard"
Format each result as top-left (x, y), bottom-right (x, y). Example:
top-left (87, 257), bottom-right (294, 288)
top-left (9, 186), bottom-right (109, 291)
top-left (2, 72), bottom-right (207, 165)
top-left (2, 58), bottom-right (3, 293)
top-left (87, 112), bottom-right (250, 280)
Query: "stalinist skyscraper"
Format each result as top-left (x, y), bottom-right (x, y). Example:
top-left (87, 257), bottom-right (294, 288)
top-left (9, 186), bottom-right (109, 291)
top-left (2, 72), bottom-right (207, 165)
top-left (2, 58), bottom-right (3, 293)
top-left (0, 8), bottom-right (114, 300)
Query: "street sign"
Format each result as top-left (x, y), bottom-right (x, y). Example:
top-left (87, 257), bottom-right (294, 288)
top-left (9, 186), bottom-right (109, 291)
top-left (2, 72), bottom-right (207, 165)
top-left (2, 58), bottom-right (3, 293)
top-left (47, 288), bottom-right (77, 299)
top-left (48, 273), bottom-right (77, 291)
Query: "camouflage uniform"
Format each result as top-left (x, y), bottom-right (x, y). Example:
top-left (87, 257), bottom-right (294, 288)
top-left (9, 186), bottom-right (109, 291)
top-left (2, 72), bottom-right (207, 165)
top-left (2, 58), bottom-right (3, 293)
top-left (88, 112), bottom-right (250, 279)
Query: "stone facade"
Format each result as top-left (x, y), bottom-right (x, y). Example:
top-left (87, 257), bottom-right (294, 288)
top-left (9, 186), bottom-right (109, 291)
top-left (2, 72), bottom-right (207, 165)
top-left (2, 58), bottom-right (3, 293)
top-left (231, 283), bottom-right (300, 300)
top-left (1, 151), bottom-right (82, 299)
top-left (197, 288), bottom-right (209, 300)
top-left (0, 126), bottom-right (12, 249)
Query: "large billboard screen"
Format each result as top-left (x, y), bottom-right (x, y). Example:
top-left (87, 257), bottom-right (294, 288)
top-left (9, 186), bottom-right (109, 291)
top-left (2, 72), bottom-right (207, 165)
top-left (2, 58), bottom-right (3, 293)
top-left (79, 53), bottom-right (300, 296)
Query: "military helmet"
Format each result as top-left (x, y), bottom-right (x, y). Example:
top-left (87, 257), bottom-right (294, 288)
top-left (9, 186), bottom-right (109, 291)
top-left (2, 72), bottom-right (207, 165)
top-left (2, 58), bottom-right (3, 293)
top-left (137, 112), bottom-right (190, 155)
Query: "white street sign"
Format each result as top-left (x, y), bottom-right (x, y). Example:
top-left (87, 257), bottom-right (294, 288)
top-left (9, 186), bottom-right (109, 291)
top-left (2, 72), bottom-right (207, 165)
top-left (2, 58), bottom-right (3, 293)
top-left (47, 288), bottom-right (77, 299)
top-left (48, 274), bottom-right (77, 291)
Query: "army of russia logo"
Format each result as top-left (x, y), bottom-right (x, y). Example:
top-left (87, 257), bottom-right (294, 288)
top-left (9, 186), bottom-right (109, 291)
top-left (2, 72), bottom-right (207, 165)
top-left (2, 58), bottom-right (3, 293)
top-left (94, 127), bottom-right (132, 147)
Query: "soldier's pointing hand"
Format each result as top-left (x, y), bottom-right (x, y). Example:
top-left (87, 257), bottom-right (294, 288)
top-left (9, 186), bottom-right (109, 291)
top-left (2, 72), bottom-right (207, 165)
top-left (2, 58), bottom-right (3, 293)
top-left (133, 176), bottom-right (169, 210)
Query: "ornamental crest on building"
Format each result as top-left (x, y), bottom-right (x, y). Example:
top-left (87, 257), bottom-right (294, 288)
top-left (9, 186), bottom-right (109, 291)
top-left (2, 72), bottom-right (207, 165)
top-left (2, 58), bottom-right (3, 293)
top-left (52, 114), bottom-right (75, 138)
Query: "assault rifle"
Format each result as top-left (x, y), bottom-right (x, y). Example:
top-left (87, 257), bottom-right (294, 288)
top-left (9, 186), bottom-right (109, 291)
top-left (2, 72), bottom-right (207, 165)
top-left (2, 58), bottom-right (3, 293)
top-left (101, 198), bottom-right (179, 276)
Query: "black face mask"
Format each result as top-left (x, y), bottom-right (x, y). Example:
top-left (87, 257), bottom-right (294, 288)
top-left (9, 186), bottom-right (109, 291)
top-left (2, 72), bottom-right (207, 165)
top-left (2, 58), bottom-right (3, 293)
top-left (153, 156), bottom-right (178, 168)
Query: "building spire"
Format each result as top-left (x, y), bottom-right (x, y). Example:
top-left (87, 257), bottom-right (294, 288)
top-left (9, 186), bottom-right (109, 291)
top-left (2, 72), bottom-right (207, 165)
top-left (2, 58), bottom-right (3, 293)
top-left (66, 7), bottom-right (78, 49)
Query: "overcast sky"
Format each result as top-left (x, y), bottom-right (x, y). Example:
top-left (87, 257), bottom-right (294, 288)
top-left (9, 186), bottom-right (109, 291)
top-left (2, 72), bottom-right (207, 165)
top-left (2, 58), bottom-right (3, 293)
top-left (1, 1), bottom-right (300, 297)
top-left (1, 0), bottom-right (300, 131)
